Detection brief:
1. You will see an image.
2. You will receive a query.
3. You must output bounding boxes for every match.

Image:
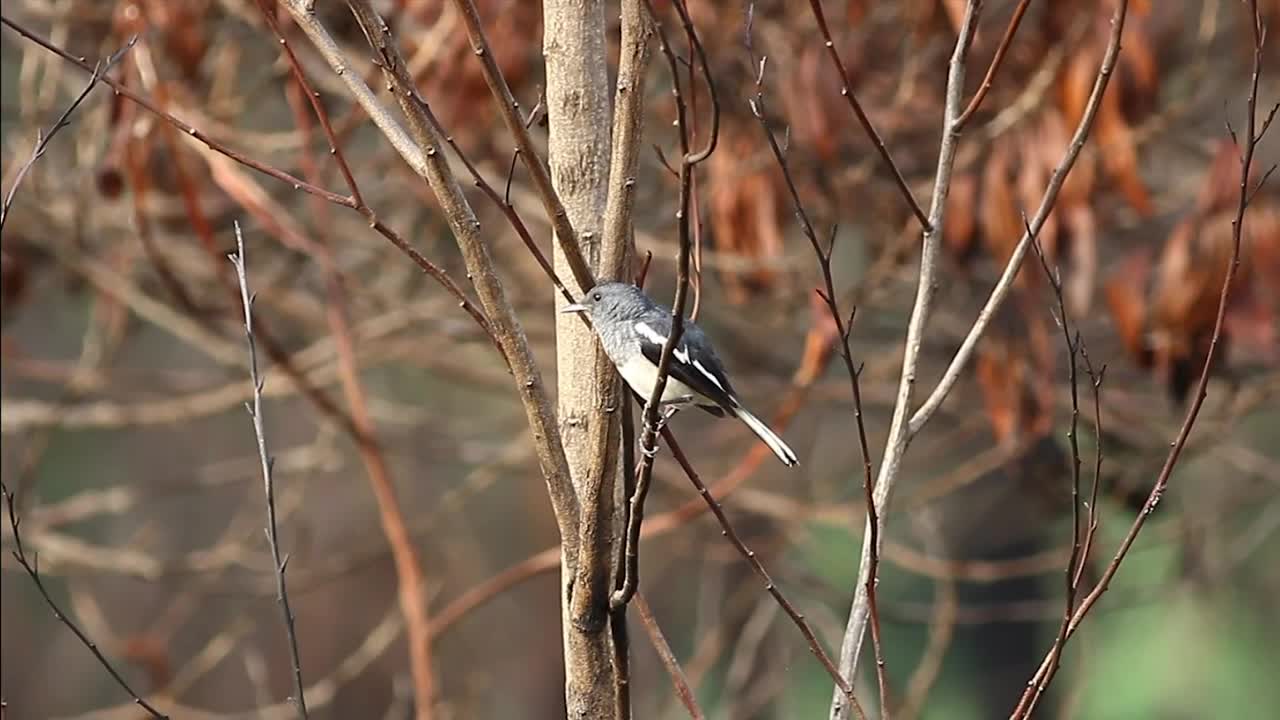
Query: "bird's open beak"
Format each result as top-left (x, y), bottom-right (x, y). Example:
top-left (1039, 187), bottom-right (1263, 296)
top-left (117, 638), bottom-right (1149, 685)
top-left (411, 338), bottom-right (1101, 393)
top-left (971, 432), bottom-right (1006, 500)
top-left (560, 303), bottom-right (588, 314)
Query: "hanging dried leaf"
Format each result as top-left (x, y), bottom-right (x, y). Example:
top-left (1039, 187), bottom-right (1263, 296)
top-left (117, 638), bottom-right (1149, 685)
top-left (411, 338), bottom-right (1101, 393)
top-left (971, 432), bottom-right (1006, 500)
top-left (944, 172), bottom-right (980, 261)
top-left (974, 308), bottom-right (1054, 447)
top-left (708, 126), bottom-right (786, 303)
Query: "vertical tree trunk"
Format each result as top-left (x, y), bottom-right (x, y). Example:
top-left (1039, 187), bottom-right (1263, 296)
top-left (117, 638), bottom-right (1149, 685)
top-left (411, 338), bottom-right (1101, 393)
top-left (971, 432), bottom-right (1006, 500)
top-left (543, 1), bottom-right (624, 717)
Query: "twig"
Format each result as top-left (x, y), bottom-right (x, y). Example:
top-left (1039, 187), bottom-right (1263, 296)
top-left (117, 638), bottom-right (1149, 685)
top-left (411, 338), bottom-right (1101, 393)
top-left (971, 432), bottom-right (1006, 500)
top-left (229, 223), bottom-right (308, 719)
top-left (662, 428), bottom-right (867, 720)
top-left (447, 0), bottom-right (596, 291)
top-left (257, 9), bottom-right (447, 716)
top-left (1, 481), bottom-right (169, 719)
top-left (0, 14), bottom-right (497, 354)
top-left (0, 38), bottom-right (134, 233)
top-left (316, 0), bottom-right (581, 549)
top-left (803, 0), bottom-right (931, 230)
top-left (1010, 1), bottom-right (1268, 715)
top-left (954, 0), bottom-right (1034, 129)
top-left (635, 593), bottom-right (705, 720)
top-left (612, 0), bottom-right (720, 611)
top-left (830, 4), bottom-right (984, 716)
top-left (1023, 217), bottom-right (1083, 719)
top-left (445, 141), bottom-right (575, 304)
top-left (743, 15), bottom-right (886, 715)
top-left (1074, 348), bottom-right (1106, 592)
top-left (909, 0), bottom-right (1131, 437)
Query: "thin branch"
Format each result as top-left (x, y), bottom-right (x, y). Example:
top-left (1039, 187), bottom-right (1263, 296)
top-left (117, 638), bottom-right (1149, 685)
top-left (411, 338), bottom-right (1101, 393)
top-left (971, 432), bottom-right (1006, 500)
top-left (909, 0), bottom-right (1131, 438)
top-left (954, 0), bottom-right (1034, 129)
top-left (0, 38), bottom-right (134, 233)
top-left (744, 14), bottom-right (886, 715)
top-left (229, 223), bottom-right (308, 719)
top-left (447, 0), bottom-right (596, 291)
top-left (1074, 349), bottom-right (1106, 592)
top-left (662, 428), bottom-right (867, 720)
top-left (635, 593), bottom-right (705, 720)
top-left (2, 481), bottom-right (169, 719)
top-left (803, 0), bottom-right (931, 230)
top-left (313, 0), bottom-right (581, 548)
top-left (830, 4), bottom-right (984, 716)
top-left (1022, 216), bottom-right (1082, 719)
top-left (1010, 1), bottom-right (1268, 714)
top-left (444, 139), bottom-right (575, 304)
top-left (613, 0), bottom-right (720, 610)
top-left (601, 0), bottom-right (654, 281)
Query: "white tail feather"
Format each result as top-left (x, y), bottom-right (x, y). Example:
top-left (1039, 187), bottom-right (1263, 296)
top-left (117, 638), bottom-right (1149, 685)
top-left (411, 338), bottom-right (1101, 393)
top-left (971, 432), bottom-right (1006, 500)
top-left (733, 406), bottom-right (798, 467)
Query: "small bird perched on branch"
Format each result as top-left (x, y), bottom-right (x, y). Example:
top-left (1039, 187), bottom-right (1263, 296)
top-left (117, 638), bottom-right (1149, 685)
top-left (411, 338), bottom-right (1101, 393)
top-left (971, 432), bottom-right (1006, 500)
top-left (562, 282), bottom-right (799, 466)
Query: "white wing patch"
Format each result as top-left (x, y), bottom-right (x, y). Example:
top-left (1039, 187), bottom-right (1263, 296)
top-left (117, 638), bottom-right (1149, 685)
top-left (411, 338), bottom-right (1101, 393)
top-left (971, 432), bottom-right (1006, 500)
top-left (634, 321), bottom-right (665, 346)
top-left (635, 321), bottom-right (727, 394)
top-left (692, 358), bottom-right (726, 392)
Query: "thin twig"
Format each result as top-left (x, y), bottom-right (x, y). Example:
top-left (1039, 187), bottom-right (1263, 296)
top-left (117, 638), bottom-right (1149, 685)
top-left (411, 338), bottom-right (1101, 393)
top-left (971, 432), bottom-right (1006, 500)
top-left (830, 4), bottom-right (984, 716)
top-left (0, 38), bottom-right (134, 233)
top-left (1074, 348), bottom-right (1106, 592)
top-left (1010, 1), bottom-right (1269, 715)
top-left (444, 140), bottom-right (575, 304)
top-left (1024, 216), bottom-right (1083, 719)
top-left (447, 0), bottom-right (596, 291)
top-left (954, 0), bottom-right (1034, 129)
top-left (635, 593), bottom-right (705, 720)
top-left (612, 0), bottom-right (720, 611)
top-left (662, 428), bottom-right (868, 720)
top-left (258, 9), bottom-right (452, 716)
top-left (744, 13), bottom-right (886, 715)
top-left (229, 223), bottom-right (308, 719)
top-left (803, 0), bottom-right (931, 230)
top-left (1, 481), bottom-right (169, 719)
top-left (909, 0), bottom-right (1131, 437)
top-left (321, 0), bottom-right (581, 549)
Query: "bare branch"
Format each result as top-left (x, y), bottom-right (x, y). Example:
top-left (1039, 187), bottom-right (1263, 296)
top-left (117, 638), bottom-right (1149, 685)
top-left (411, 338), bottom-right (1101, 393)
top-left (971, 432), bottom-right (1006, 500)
top-left (803, 0), bottom-right (931, 230)
top-left (954, 0), bottom-right (1034, 129)
top-left (2, 481), bottom-right (169, 719)
top-left (1011, 1), bottom-right (1268, 714)
top-left (662, 429), bottom-right (867, 720)
top-left (909, 0), bottom-right (1131, 437)
top-left (0, 38), bottom-right (133, 234)
top-left (229, 223), bottom-right (308, 719)
top-left (744, 15), bottom-right (885, 715)
top-left (635, 593), bottom-right (705, 720)
top-left (449, 0), bottom-right (596, 291)
top-left (295, 0), bottom-right (580, 548)
top-left (830, 4), bottom-right (984, 715)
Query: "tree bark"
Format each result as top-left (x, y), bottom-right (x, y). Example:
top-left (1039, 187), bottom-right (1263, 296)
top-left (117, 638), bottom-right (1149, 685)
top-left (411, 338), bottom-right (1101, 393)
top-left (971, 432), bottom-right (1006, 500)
top-left (543, 1), bottom-right (624, 717)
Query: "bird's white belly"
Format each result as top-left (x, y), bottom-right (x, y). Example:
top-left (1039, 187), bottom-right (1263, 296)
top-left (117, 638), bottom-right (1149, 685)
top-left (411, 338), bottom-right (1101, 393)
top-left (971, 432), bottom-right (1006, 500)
top-left (617, 354), bottom-right (701, 405)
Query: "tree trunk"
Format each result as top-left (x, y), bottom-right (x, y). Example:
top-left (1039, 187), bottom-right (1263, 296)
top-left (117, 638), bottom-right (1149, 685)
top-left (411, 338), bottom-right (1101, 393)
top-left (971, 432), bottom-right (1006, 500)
top-left (543, 1), bottom-right (624, 717)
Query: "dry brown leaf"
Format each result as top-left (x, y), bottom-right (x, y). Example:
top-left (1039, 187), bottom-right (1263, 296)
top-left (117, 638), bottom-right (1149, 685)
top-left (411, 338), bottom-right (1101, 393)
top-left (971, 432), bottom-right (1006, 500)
top-left (980, 140), bottom-right (1025, 275)
top-left (975, 311), bottom-right (1054, 448)
top-left (709, 127), bottom-right (785, 303)
top-left (1104, 247), bottom-right (1155, 368)
top-left (944, 172), bottom-right (979, 261)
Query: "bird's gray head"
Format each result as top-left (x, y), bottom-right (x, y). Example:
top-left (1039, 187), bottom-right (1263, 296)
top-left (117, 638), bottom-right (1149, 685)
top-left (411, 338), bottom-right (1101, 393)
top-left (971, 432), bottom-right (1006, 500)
top-left (561, 282), bottom-right (653, 323)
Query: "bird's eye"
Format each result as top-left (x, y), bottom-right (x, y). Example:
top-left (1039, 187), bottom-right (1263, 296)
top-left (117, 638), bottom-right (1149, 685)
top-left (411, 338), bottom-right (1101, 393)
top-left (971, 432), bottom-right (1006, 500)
top-left (592, 292), bottom-right (602, 301)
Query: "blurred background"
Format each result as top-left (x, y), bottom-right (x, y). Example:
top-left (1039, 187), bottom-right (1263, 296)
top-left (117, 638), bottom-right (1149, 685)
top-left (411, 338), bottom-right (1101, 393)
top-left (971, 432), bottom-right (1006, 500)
top-left (2, 0), bottom-right (1278, 718)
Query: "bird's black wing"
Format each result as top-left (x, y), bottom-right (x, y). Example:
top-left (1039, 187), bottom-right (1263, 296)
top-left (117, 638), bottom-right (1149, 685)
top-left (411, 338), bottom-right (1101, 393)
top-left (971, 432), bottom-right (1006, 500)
top-left (633, 312), bottom-right (739, 411)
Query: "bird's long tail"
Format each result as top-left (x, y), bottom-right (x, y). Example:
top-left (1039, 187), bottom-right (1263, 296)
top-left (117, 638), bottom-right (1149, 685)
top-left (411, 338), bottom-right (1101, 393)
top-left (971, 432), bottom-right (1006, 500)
top-left (732, 406), bottom-right (799, 467)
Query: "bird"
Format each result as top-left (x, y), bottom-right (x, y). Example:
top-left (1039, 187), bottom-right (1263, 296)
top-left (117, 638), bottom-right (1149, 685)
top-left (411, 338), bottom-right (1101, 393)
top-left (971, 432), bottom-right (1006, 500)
top-left (561, 282), bottom-right (799, 466)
